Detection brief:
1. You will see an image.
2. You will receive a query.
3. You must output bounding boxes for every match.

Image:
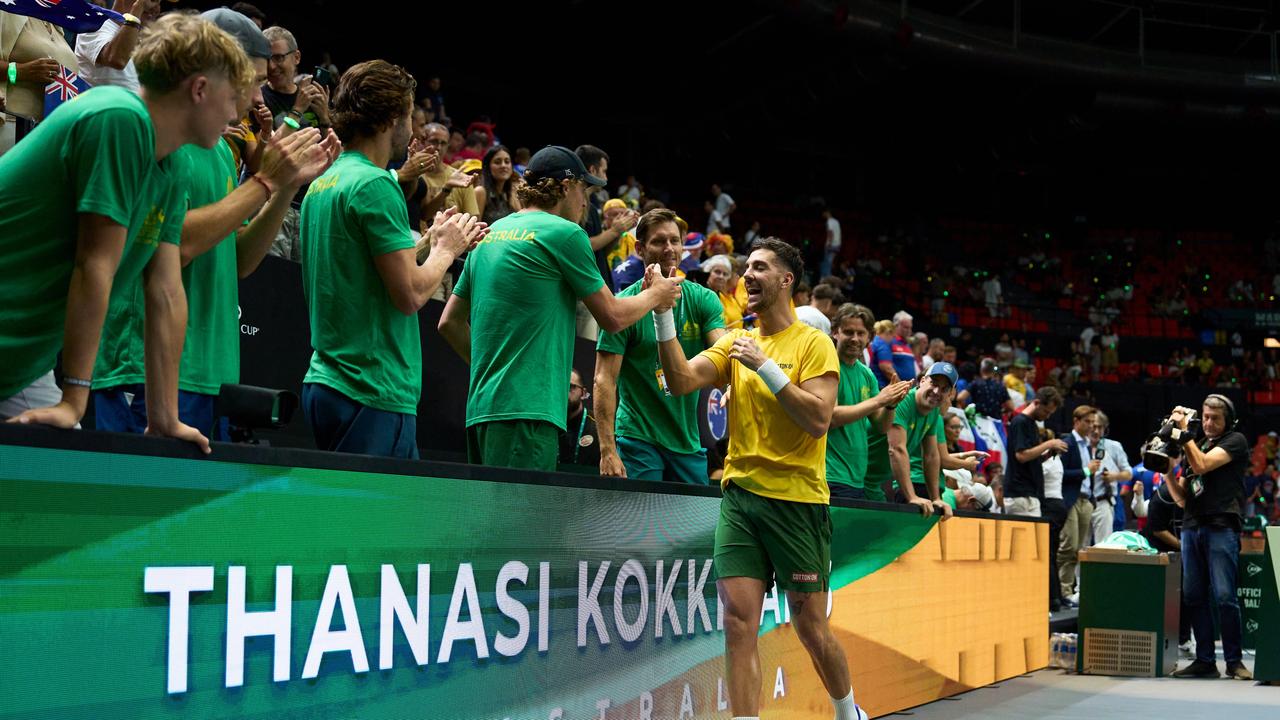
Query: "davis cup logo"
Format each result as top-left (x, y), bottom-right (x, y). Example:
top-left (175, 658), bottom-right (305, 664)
top-left (707, 389), bottom-right (728, 440)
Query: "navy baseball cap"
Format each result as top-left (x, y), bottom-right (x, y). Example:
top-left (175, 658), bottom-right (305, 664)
top-left (926, 361), bottom-right (959, 387)
top-left (525, 146), bottom-right (606, 187)
top-left (200, 8), bottom-right (270, 60)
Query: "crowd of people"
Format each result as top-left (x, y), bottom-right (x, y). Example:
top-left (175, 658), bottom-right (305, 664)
top-left (0, 3), bottom-right (1263, 703)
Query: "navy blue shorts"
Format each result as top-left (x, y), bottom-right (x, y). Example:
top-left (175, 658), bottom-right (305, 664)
top-left (93, 384), bottom-right (228, 440)
top-left (302, 383), bottom-right (418, 459)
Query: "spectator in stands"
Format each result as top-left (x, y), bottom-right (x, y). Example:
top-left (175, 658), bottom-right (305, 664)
top-left (575, 144), bottom-right (628, 294)
top-left (827, 304), bottom-right (912, 501)
top-left (453, 131), bottom-right (487, 163)
top-left (983, 273), bottom-right (1004, 317)
top-left (965, 358), bottom-right (1014, 419)
top-left (704, 199), bottom-right (728, 236)
top-left (1059, 405), bottom-right (1100, 604)
top-left (595, 208), bottom-right (726, 483)
top-left (438, 146), bottom-right (682, 470)
top-left (795, 283), bottom-right (837, 335)
top-left (1195, 350), bottom-right (1215, 383)
top-left (261, 25), bottom-right (332, 261)
top-left (680, 231), bottom-right (705, 274)
top-left (793, 282), bottom-right (812, 308)
top-left (600, 199), bottom-right (639, 281)
top-left (821, 209), bottom-right (841, 278)
top-left (300, 60), bottom-right (482, 459)
top-left (909, 333), bottom-right (929, 377)
top-left (261, 26), bottom-right (329, 132)
top-left (869, 319), bottom-right (898, 388)
top-left (230, 2), bottom-right (266, 28)
top-left (705, 231), bottom-right (734, 258)
top-left (703, 255), bottom-right (742, 330)
top-left (1004, 359), bottom-right (1030, 408)
top-left (887, 363), bottom-right (957, 518)
top-left (475, 144), bottom-right (522, 225)
top-left (616, 175), bottom-right (642, 206)
top-left (442, 129), bottom-right (464, 164)
top-left (943, 345), bottom-right (958, 364)
top-left (91, 8), bottom-right (339, 441)
top-left (0, 13), bottom-right (250, 451)
top-left (559, 368), bottom-right (600, 468)
top-left (419, 122), bottom-right (480, 215)
top-left (77, 0), bottom-right (161, 93)
top-left (922, 339), bottom-right (945, 373)
top-left (1004, 388), bottom-right (1067, 518)
top-left (423, 75), bottom-right (448, 127)
top-left (710, 182), bottom-right (735, 230)
top-left (1101, 324), bottom-right (1120, 372)
top-left (743, 220), bottom-right (761, 247)
top-left (0, 8), bottom-right (78, 149)
top-left (1080, 322), bottom-right (1098, 354)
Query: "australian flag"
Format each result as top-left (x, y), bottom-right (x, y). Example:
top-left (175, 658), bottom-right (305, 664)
top-left (44, 65), bottom-right (90, 119)
top-left (0, 0), bottom-right (124, 34)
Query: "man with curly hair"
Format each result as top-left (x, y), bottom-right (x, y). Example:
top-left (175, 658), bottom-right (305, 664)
top-left (299, 60), bottom-right (485, 458)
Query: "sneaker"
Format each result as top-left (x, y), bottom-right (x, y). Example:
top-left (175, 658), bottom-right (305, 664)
top-left (1060, 597), bottom-right (1079, 609)
top-left (1066, 592), bottom-right (1080, 605)
top-left (1172, 661), bottom-right (1220, 678)
top-left (1226, 662), bottom-right (1254, 681)
top-left (854, 705), bottom-right (870, 720)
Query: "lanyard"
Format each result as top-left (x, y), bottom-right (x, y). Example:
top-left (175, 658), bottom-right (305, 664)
top-left (572, 409), bottom-right (589, 465)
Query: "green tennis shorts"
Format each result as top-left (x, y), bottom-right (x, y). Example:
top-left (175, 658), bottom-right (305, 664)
top-left (715, 481), bottom-right (832, 593)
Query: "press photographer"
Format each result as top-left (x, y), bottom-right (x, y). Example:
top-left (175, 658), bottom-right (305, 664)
top-left (1163, 395), bottom-right (1252, 680)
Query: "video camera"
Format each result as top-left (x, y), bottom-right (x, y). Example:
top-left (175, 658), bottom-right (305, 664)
top-left (1141, 409), bottom-right (1200, 473)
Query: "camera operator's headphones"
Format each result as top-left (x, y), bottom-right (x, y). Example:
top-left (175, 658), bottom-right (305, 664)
top-left (1205, 394), bottom-right (1238, 431)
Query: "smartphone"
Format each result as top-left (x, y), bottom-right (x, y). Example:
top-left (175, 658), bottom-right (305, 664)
top-left (313, 66), bottom-right (334, 86)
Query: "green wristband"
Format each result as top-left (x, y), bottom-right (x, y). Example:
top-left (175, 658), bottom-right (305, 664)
top-left (282, 115), bottom-right (301, 130)
top-left (8, 62), bottom-right (17, 85)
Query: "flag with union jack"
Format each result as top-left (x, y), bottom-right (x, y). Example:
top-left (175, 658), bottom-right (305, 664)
top-left (0, 0), bottom-right (124, 34)
top-left (43, 65), bottom-right (91, 120)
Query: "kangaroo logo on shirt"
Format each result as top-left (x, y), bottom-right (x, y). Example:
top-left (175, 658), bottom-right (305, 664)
top-left (136, 206), bottom-right (165, 247)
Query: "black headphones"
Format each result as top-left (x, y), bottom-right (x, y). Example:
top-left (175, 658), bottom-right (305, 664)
top-left (1204, 394), bottom-right (1238, 430)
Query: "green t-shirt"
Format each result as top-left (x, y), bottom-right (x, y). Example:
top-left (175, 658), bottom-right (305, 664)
top-left (300, 151), bottom-right (419, 414)
top-left (174, 140), bottom-right (241, 395)
top-left (909, 414), bottom-right (949, 487)
top-left (596, 279), bottom-right (725, 454)
top-left (91, 146), bottom-right (192, 390)
top-left (893, 389), bottom-right (941, 489)
top-left (453, 210), bottom-right (604, 430)
top-left (826, 360), bottom-right (878, 488)
top-left (0, 86), bottom-right (185, 398)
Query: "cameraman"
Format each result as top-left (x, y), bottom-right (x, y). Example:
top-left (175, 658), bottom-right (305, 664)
top-left (1166, 396), bottom-right (1251, 680)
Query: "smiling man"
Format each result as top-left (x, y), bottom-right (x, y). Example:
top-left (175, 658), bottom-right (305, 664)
top-left (650, 237), bottom-right (868, 720)
top-left (438, 146), bottom-right (683, 471)
top-left (887, 362), bottom-right (959, 519)
top-left (826, 303), bottom-right (911, 502)
top-left (594, 208), bottom-right (726, 483)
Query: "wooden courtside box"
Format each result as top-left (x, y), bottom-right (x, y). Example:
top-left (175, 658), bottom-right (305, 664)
top-left (1076, 548), bottom-right (1181, 677)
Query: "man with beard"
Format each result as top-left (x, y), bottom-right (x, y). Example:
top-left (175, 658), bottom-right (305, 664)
top-left (300, 60), bottom-right (485, 458)
top-left (651, 237), bottom-right (868, 720)
top-left (888, 363), bottom-right (960, 519)
top-left (438, 146), bottom-right (683, 471)
top-left (826, 303), bottom-right (911, 501)
top-left (595, 208), bottom-right (726, 482)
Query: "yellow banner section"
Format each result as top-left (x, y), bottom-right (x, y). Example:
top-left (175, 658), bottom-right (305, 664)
top-left (614, 516), bottom-right (1048, 718)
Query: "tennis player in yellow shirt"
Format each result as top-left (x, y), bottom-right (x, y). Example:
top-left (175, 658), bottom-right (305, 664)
top-left (650, 237), bottom-right (866, 720)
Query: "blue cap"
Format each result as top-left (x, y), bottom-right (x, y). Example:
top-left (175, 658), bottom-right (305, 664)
top-left (927, 361), bottom-right (959, 387)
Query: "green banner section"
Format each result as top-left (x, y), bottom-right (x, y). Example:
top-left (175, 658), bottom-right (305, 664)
top-left (0, 444), bottom-right (932, 719)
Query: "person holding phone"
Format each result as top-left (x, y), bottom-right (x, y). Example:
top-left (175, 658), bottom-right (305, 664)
top-left (260, 25), bottom-right (329, 133)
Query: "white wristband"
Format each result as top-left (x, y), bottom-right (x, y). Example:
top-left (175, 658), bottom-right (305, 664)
top-left (756, 359), bottom-right (791, 395)
top-left (654, 309), bottom-right (676, 342)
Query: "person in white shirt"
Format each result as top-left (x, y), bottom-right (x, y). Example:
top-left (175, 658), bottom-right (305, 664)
top-left (704, 199), bottom-right (726, 236)
top-left (983, 275), bottom-right (1003, 317)
top-left (1089, 411), bottom-right (1132, 545)
top-left (795, 283), bottom-right (837, 336)
top-left (75, 0), bottom-right (160, 93)
top-left (1040, 426), bottom-right (1068, 610)
top-left (710, 182), bottom-right (735, 228)
top-left (821, 208), bottom-right (842, 277)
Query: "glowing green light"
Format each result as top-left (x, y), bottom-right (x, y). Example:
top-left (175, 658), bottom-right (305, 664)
top-left (943, 291), bottom-right (950, 297)
top-left (1204, 274), bottom-right (1211, 280)
top-left (1125, 285), bottom-right (1132, 291)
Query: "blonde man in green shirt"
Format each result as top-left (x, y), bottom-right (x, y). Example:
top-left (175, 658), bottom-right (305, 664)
top-left (595, 208), bottom-right (727, 483)
top-left (0, 15), bottom-right (259, 455)
top-left (438, 146), bottom-right (683, 471)
top-left (90, 7), bottom-right (341, 439)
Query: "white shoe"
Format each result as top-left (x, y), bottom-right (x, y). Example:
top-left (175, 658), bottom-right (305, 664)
top-left (854, 705), bottom-right (869, 720)
top-left (1066, 592), bottom-right (1080, 605)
